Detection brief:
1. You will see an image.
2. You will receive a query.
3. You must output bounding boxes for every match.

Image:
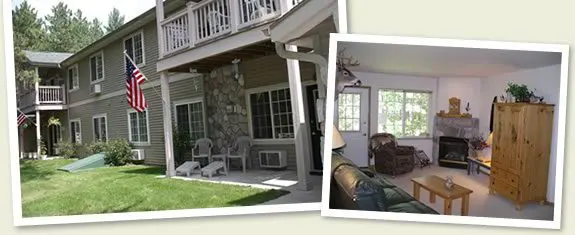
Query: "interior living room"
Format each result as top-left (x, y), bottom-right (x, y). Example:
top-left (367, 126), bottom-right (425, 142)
top-left (328, 40), bottom-right (564, 220)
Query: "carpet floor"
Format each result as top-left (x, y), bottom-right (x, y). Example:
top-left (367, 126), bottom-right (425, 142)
top-left (381, 164), bottom-right (554, 220)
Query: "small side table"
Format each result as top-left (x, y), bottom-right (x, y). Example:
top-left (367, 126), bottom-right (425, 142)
top-left (467, 157), bottom-right (491, 175)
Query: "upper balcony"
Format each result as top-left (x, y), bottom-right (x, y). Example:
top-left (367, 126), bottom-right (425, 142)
top-left (160, 0), bottom-right (305, 58)
top-left (19, 86), bottom-right (68, 113)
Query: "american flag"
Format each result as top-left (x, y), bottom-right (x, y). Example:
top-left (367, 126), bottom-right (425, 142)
top-left (125, 53), bottom-right (148, 112)
top-left (17, 110), bottom-right (27, 126)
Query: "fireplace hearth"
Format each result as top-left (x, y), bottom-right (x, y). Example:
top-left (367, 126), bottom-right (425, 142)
top-left (438, 136), bottom-right (469, 169)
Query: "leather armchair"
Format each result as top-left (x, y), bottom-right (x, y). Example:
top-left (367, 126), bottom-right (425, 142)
top-left (368, 133), bottom-right (416, 177)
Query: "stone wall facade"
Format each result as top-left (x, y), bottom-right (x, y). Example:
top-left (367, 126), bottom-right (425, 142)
top-left (203, 65), bottom-right (250, 155)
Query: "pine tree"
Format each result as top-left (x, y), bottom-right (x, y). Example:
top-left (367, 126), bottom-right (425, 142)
top-left (105, 8), bottom-right (125, 33)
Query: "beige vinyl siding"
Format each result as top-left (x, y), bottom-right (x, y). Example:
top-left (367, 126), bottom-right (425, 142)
top-left (68, 76), bottom-right (204, 165)
top-left (68, 22), bottom-right (160, 104)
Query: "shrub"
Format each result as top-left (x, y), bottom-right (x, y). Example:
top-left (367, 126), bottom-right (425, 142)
top-left (75, 144), bottom-right (91, 159)
top-left (56, 141), bottom-right (76, 159)
top-left (89, 141), bottom-right (107, 154)
top-left (173, 127), bottom-right (192, 167)
top-left (103, 139), bottom-right (133, 166)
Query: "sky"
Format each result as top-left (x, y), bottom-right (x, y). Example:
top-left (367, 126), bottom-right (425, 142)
top-left (12, 0), bottom-right (157, 25)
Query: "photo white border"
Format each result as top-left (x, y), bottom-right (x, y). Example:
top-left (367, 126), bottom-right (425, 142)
top-left (4, 0), bottom-right (349, 227)
top-left (320, 33), bottom-right (569, 230)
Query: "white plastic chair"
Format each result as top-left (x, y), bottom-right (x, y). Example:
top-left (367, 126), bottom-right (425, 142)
top-left (227, 136), bottom-right (252, 173)
top-left (192, 138), bottom-right (213, 164)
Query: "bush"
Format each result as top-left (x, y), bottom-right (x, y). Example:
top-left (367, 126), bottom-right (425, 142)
top-left (173, 127), bottom-right (193, 167)
top-left (75, 144), bottom-right (91, 159)
top-left (103, 139), bottom-right (133, 166)
top-left (57, 141), bottom-right (76, 159)
top-left (89, 141), bottom-right (107, 154)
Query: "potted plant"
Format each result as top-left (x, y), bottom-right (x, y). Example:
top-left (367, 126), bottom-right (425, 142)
top-left (505, 82), bottom-right (534, 103)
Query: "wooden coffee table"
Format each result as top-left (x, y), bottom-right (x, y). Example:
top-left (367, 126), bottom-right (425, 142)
top-left (411, 175), bottom-right (473, 215)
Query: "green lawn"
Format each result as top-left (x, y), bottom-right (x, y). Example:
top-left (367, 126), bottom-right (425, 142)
top-left (20, 159), bottom-right (289, 217)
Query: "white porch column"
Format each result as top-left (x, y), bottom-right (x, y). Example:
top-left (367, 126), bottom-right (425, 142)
top-left (160, 71), bottom-right (176, 177)
top-left (285, 44), bottom-right (312, 191)
top-left (156, 0), bottom-right (165, 58)
top-left (35, 110), bottom-right (41, 159)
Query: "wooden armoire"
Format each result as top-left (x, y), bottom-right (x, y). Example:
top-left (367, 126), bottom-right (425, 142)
top-left (489, 103), bottom-right (554, 210)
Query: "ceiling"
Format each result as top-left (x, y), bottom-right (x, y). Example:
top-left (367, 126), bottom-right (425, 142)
top-left (338, 41), bottom-right (562, 78)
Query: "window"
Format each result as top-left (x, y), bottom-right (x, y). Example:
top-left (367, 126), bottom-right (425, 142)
top-left (92, 114), bottom-right (108, 142)
top-left (90, 52), bottom-right (104, 83)
top-left (337, 93), bottom-right (361, 131)
top-left (68, 65), bottom-right (79, 91)
top-left (124, 31), bottom-right (145, 66)
top-left (70, 119), bottom-right (81, 143)
top-left (248, 88), bottom-right (294, 140)
top-left (128, 110), bottom-right (149, 144)
top-left (378, 89), bottom-right (431, 138)
top-left (175, 99), bottom-right (206, 143)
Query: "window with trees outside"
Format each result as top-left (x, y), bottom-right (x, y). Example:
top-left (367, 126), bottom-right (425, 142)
top-left (377, 89), bottom-right (431, 138)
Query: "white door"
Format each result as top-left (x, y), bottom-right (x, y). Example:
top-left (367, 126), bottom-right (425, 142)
top-left (336, 87), bottom-right (370, 167)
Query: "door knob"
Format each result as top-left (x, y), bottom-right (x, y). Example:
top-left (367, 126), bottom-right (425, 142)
top-left (363, 133), bottom-right (367, 136)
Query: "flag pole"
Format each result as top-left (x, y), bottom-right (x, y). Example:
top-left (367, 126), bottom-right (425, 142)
top-left (123, 50), bottom-right (148, 81)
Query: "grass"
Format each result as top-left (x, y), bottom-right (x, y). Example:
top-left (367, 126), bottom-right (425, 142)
top-left (20, 159), bottom-right (289, 217)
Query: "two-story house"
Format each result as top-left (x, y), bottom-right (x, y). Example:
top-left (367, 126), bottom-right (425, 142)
top-left (18, 0), bottom-right (341, 193)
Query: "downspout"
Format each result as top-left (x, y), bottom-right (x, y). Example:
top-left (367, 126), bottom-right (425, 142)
top-left (274, 42), bottom-right (328, 91)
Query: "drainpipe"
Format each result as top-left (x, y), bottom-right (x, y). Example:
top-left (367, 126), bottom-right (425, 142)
top-left (274, 42), bottom-right (328, 92)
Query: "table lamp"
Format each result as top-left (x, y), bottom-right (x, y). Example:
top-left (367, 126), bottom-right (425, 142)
top-left (486, 132), bottom-right (493, 146)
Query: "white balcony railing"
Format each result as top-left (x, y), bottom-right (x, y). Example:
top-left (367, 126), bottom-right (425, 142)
top-left (161, 0), bottom-right (303, 56)
top-left (19, 86), bottom-right (66, 109)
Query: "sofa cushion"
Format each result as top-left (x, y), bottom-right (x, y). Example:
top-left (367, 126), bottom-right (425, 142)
top-left (332, 165), bottom-right (388, 211)
top-left (382, 187), bottom-right (416, 205)
top-left (386, 201), bottom-right (439, 214)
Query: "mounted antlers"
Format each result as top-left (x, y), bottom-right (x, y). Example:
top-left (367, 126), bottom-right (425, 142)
top-left (334, 47), bottom-right (362, 100)
top-left (336, 47), bottom-right (360, 69)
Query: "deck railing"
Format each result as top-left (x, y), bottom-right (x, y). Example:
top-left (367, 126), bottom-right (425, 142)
top-left (19, 86), bottom-right (66, 109)
top-left (161, 0), bottom-right (303, 56)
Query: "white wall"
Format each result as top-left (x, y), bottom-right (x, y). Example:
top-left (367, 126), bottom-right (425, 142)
top-left (480, 64), bottom-right (561, 202)
top-left (436, 77), bottom-right (483, 119)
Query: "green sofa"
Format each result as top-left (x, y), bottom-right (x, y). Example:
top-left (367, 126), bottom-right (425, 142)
top-left (329, 151), bottom-right (439, 214)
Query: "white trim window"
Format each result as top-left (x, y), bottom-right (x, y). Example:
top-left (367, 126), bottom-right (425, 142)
top-left (174, 98), bottom-right (206, 143)
top-left (92, 114), bottom-right (108, 142)
top-left (128, 109), bottom-right (150, 145)
top-left (377, 89), bottom-right (432, 138)
top-left (67, 65), bottom-right (79, 91)
top-left (337, 93), bottom-right (361, 132)
top-left (248, 87), bottom-right (294, 140)
top-left (89, 52), bottom-right (105, 83)
top-left (124, 31), bottom-right (145, 66)
top-left (70, 119), bottom-right (82, 143)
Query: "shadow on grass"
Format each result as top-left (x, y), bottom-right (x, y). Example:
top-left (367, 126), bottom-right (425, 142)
top-left (226, 189), bottom-right (291, 206)
top-left (19, 160), bottom-right (56, 183)
top-left (120, 167), bottom-right (165, 175)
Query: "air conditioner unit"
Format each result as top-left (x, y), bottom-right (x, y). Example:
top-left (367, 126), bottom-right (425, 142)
top-left (91, 84), bottom-right (102, 95)
top-left (259, 150), bottom-right (287, 169)
top-left (131, 149), bottom-right (145, 161)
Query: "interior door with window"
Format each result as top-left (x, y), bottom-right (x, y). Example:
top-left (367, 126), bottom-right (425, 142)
top-left (336, 87), bottom-right (370, 167)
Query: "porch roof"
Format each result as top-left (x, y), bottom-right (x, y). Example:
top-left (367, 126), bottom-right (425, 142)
top-left (24, 51), bottom-right (73, 68)
top-left (268, 0), bottom-right (338, 45)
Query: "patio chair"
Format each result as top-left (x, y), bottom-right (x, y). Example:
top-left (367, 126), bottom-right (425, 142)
top-left (227, 136), bottom-right (252, 173)
top-left (192, 138), bottom-right (213, 165)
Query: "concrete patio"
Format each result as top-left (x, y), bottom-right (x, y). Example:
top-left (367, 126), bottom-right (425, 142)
top-left (159, 169), bottom-right (322, 205)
